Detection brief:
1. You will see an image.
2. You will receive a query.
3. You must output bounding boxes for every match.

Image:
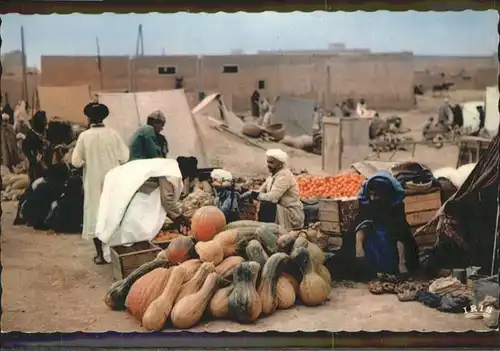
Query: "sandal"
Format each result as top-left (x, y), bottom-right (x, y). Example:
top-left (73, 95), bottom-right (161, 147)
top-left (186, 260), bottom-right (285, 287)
top-left (396, 282), bottom-right (418, 301)
top-left (368, 280), bottom-right (384, 295)
top-left (382, 282), bottom-right (397, 294)
top-left (93, 256), bottom-right (107, 265)
top-left (377, 273), bottom-right (399, 284)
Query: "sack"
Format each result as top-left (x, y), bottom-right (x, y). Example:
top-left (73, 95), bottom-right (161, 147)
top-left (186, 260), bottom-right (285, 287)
top-left (471, 275), bottom-right (500, 306)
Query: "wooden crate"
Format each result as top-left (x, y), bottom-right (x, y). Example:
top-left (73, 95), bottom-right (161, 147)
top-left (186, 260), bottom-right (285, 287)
top-left (111, 241), bottom-right (161, 281)
top-left (403, 190), bottom-right (441, 213)
top-left (319, 197), bottom-right (359, 236)
top-left (239, 201), bottom-right (258, 220)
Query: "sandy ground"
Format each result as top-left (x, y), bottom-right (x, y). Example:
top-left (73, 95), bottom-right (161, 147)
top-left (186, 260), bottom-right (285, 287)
top-left (1, 89), bottom-right (490, 333)
top-left (1, 201), bottom-right (487, 333)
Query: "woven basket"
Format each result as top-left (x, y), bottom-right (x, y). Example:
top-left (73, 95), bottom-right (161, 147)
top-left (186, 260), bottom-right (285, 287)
top-left (404, 180), bottom-right (433, 194)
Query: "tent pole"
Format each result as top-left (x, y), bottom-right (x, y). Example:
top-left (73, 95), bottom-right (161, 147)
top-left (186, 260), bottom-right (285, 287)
top-left (491, 174), bottom-right (500, 276)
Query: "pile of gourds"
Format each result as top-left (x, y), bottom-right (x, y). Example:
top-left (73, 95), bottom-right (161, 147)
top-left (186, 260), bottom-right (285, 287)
top-left (104, 206), bottom-right (332, 331)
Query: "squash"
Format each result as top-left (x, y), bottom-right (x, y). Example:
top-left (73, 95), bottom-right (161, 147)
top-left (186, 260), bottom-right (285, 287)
top-left (141, 265), bottom-right (186, 331)
top-left (317, 264), bottom-right (332, 288)
top-left (213, 228), bottom-right (257, 257)
top-left (288, 230), bottom-right (300, 239)
top-left (195, 240), bottom-right (224, 265)
top-left (191, 206), bottom-right (226, 242)
top-left (171, 272), bottom-right (219, 329)
top-left (175, 262), bottom-right (216, 304)
top-left (248, 261), bottom-right (261, 286)
top-left (257, 253), bottom-right (290, 315)
top-left (125, 267), bottom-right (171, 320)
top-left (255, 226), bottom-right (278, 254)
top-left (245, 240), bottom-right (269, 267)
top-left (215, 256), bottom-right (245, 283)
top-left (224, 220), bottom-right (287, 235)
top-left (307, 242), bottom-right (325, 266)
top-left (292, 236), bottom-right (309, 253)
top-left (276, 276), bottom-right (296, 309)
top-left (280, 272), bottom-right (300, 295)
top-left (294, 247), bottom-right (330, 306)
top-left (179, 259), bottom-right (203, 283)
top-left (165, 236), bottom-right (195, 264)
top-left (104, 258), bottom-right (170, 311)
top-left (277, 234), bottom-right (296, 254)
top-left (228, 262), bottom-right (262, 323)
top-left (208, 285), bottom-right (234, 319)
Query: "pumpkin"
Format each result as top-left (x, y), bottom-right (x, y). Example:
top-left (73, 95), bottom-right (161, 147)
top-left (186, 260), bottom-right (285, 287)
top-left (179, 259), bottom-right (203, 283)
top-left (215, 256), bottom-right (245, 283)
top-left (175, 262), bottom-right (216, 304)
top-left (255, 226), bottom-right (278, 254)
top-left (277, 234), bottom-right (296, 254)
top-left (191, 206), bottom-right (226, 242)
top-left (125, 267), bottom-right (171, 321)
top-left (165, 236), bottom-right (195, 264)
top-left (228, 262), bottom-right (262, 323)
top-left (257, 253), bottom-right (290, 315)
top-left (195, 240), bottom-right (224, 265)
top-left (171, 272), bottom-right (219, 329)
top-left (213, 228), bottom-right (257, 257)
top-left (142, 265), bottom-right (186, 331)
top-left (209, 285), bottom-right (234, 319)
top-left (294, 247), bottom-right (330, 306)
top-left (104, 258), bottom-right (171, 311)
top-left (276, 276), bottom-right (296, 309)
top-left (245, 240), bottom-right (269, 267)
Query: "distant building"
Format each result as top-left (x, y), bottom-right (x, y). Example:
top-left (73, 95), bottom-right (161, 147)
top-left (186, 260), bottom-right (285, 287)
top-left (257, 43), bottom-right (371, 55)
top-left (230, 49), bottom-right (244, 55)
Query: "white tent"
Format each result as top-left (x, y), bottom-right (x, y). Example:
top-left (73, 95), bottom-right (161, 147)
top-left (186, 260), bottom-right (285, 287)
top-left (97, 89), bottom-right (209, 167)
top-left (485, 86), bottom-right (499, 136)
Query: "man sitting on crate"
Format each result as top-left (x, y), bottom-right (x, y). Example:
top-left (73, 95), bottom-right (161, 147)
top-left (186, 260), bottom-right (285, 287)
top-left (350, 171), bottom-right (419, 281)
top-left (242, 149), bottom-right (304, 231)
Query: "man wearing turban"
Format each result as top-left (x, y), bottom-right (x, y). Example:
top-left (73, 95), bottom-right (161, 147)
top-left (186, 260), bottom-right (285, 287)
top-left (243, 149), bottom-right (304, 230)
top-left (129, 110), bottom-right (169, 161)
top-left (71, 102), bottom-right (129, 265)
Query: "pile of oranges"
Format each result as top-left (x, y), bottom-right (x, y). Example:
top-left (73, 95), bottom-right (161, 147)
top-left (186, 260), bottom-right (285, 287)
top-left (297, 173), bottom-right (366, 199)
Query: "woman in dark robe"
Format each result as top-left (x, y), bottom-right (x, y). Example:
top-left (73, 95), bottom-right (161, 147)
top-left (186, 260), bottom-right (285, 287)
top-left (22, 111), bottom-right (50, 183)
top-left (250, 90), bottom-right (260, 118)
top-left (351, 171), bottom-right (419, 280)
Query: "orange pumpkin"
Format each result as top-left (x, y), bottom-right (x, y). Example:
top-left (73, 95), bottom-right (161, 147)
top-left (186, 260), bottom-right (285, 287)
top-left (191, 206), bottom-right (226, 242)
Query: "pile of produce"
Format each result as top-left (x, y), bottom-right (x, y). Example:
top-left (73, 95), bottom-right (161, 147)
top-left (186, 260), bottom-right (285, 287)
top-left (1, 167), bottom-right (29, 201)
top-left (296, 173), bottom-right (365, 199)
top-left (104, 206), bottom-right (333, 330)
top-left (180, 189), bottom-right (215, 217)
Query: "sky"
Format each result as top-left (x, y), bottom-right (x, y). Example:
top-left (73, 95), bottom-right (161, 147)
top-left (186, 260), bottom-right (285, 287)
top-left (1, 11), bottom-right (498, 67)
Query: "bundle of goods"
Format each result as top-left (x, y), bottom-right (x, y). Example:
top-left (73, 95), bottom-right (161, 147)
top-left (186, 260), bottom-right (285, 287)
top-left (296, 173), bottom-right (365, 200)
top-left (2, 169), bottom-right (29, 201)
top-left (104, 206), bottom-right (333, 330)
top-left (180, 189), bottom-right (215, 217)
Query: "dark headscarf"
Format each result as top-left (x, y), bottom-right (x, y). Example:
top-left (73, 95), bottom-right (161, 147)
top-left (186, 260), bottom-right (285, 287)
top-left (2, 103), bottom-right (14, 124)
top-left (83, 102), bottom-right (109, 124)
top-left (31, 111), bottom-right (48, 133)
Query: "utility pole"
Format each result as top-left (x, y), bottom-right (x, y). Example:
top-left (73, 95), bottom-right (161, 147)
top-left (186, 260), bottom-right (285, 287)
top-left (96, 36), bottom-right (104, 90)
top-left (132, 24), bottom-right (144, 92)
top-left (21, 26), bottom-right (29, 104)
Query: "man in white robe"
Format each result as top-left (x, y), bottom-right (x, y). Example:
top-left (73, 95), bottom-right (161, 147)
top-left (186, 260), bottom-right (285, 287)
top-left (71, 102), bottom-right (129, 265)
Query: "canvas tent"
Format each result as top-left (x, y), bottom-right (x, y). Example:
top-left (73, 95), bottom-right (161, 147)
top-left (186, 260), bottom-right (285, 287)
top-left (273, 95), bottom-right (317, 138)
top-left (192, 92), bottom-right (244, 132)
top-left (97, 89), bottom-right (208, 167)
top-left (485, 86), bottom-right (499, 136)
top-left (36, 85), bottom-right (92, 126)
top-left (417, 133), bottom-right (499, 275)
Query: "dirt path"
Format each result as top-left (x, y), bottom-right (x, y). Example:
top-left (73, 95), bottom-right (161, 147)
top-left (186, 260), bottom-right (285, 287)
top-left (1, 202), bottom-right (486, 333)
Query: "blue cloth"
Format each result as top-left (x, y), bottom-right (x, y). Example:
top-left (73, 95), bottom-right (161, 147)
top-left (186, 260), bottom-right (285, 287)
top-left (216, 188), bottom-right (240, 223)
top-left (355, 171), bottom-right (406, 274)
top-left (358, 170), bottom-right (405, 206)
